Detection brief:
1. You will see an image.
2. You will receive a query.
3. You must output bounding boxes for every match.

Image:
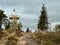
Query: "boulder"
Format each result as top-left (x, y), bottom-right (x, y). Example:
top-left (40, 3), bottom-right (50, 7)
top-left (17, 33), bottom-right (38, 45)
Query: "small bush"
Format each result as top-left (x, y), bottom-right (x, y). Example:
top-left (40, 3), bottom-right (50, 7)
top-left (5, 36), bottom-right (17, 45)
top-left (0, 31), bottom-right (4, 39)
top-left (33, 31), bottom-right (60, 45)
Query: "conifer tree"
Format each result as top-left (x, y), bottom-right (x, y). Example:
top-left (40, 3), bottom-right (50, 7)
top-left (37, 4), bottom-right (48, 31)
top-left (5, 20), bottom-right (10, 29)
top-left (26, 27), bottom-right (29, 32)
top-left (0, 9), bottom-right (7, 30)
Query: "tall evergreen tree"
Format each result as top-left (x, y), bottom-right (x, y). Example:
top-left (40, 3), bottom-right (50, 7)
top-left (26, 27), bottom-right (29, 32)
top-left (37, 4), bottom-right (48, 31)
top-left (0, 9), bottom-right (7, 30)
top-left (4, 19), bottom-right (10, 29)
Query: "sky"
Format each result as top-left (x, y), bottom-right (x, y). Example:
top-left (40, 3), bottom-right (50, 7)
top-left (0, 0), bottom-right (60, 31)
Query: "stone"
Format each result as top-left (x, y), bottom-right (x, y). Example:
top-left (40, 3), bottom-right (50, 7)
top-left (17, 33), bottom-right (38, 45)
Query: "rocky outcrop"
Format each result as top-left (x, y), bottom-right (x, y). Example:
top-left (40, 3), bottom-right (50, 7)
top-left (17, 33), bottom-right (38, 45)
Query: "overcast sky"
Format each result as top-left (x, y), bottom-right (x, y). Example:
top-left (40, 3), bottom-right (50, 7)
top-left (0, 0), bottom-right (60, 31)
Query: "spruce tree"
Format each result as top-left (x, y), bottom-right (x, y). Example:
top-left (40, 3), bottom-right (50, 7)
top-left (37, 4), bottom-right (48, 31)
top-left (0, 9), bottom-right (7, 30)
top-left (26, 27), bottom-right (29, 32)
top-left (5, 20), bottom-right (10, 29)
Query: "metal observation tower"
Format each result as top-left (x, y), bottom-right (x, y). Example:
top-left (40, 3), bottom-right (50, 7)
top-left (9, 8), bottom-right (22, 32)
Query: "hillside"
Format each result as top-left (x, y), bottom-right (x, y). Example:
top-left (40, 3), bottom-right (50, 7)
top-left (0, 30), bottom-right (60, 45)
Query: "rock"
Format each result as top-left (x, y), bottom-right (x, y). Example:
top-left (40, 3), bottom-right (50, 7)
top-left (17, 33), bottom-right (38, 45)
